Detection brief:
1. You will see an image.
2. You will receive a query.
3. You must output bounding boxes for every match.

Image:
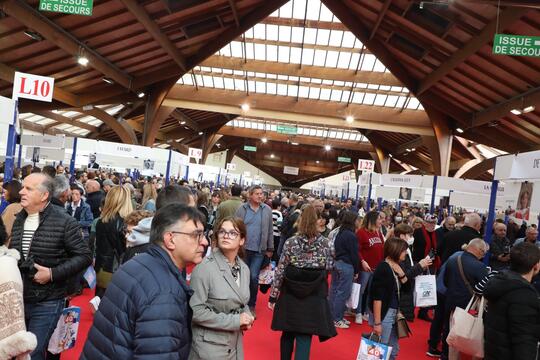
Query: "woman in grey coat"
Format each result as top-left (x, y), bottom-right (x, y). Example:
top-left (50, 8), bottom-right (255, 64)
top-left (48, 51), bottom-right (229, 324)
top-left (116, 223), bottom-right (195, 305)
top-left (189, 217), bottom-right (255, 360)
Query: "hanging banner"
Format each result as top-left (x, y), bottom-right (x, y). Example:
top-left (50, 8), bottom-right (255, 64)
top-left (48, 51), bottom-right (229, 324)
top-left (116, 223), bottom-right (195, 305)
top-left (188, 147), bottom-right (203, 160)
top-left (494, 151), bottom-right (540, 180)
top-left (380, 174), bottom-right (423, 188)
top-left (283, 166), bottom-right (299, 175)
top-left (21, 134), bottom-right (65, 149)
top-left (0, 96), bottom-right (16, 125)
top-left (13, 72), bottom-right (54, 102)
top-left (25, 147), bottom-right (65, 162)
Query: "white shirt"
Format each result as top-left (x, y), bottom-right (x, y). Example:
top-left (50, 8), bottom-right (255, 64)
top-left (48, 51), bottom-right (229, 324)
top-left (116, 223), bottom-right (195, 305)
top-left (22, 213), bottom-right (39, 257)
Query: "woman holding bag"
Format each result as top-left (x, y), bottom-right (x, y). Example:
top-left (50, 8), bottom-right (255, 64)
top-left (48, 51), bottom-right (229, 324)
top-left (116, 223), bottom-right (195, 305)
top-left (369, 237), bottom-right (410, 360)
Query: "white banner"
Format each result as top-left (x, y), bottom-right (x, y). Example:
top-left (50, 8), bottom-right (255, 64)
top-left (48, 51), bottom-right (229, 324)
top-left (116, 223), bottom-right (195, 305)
top-left (0, 96), bottom-right (16, 125)
top-left (283, 166), bottom-right (299, 175)
top-left (13, 72), bottom-right (54, 102)
top-left (21, 134), bottom-right (65, 149)
top-left (380, 174), bottom-right (423, 188)
top-left (494, 151), bottom-right (540, 180)
top-left (25, 147), bottom-right (65, 162)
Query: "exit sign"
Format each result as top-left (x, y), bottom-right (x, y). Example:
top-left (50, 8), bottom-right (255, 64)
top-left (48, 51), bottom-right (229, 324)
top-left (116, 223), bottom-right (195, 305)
top-left (39, 0), bottom-right (93, 16)
top-left (493, 34), bottom-right (540, 57)
top-left (277, 125), bottom-right (298, 135)
top-left (338, 156), bottom-right (351, 163)
top-left (244, 145), bottom-right (257, 152)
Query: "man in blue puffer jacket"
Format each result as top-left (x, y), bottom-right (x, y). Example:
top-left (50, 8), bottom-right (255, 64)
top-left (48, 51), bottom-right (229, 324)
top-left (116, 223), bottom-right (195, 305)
top-left (81, 204), bottom-right (209, 359)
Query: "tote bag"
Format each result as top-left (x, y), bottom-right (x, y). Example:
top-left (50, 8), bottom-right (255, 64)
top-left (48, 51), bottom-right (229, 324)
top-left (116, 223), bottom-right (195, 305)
top-left (346, 283), bottom-right (361, 309)
top-left (47, 306), bottom-right (81, 354)
top-left (414, 274), bottom-right (437, 307)
top-left (357, 334), bottom-right (392, 360)
top-left (446, 295), bottom-right (485, 358)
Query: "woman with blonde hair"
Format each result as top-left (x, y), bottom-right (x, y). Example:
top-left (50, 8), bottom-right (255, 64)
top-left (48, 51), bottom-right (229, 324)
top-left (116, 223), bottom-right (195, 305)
top-left (141, 183), bottom-right (157, 212)
top-left (95, 185), bottom-right (133, 297)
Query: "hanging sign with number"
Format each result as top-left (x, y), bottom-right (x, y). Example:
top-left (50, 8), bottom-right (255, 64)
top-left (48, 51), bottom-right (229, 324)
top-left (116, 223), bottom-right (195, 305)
top-left (13, 72), bottom-right (54, 102)
top-left (358, 159), bottom-right (375, 172)
top-left (188, 147), bottom-right (203, 159)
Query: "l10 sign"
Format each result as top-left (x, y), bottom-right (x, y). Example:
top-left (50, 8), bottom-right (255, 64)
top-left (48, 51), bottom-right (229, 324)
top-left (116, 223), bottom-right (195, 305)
top-left (13, 72), bottom-right (54, 102)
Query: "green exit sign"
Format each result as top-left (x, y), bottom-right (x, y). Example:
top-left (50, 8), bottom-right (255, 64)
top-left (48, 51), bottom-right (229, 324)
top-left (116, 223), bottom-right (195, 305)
top-left (244, 145), bottom-right (257, 152)
top-left (39, 0), bottom-right (93, 16)
top-left (493, 34), bottom-right (540, 57)
top-left (338, 156), bottom-right (351, 163)
top-left (277, 125), bottom-right (298, 135)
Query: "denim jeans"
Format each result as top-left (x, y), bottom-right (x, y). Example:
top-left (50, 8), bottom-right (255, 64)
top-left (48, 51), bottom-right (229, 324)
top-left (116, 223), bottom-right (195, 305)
top-left (330, 260), bottom-right (354, 321)
top-left (356, 271), bottom-right (373, 314)
top-left (245, 250), bottom-right (265, 307)
top-left (369, 307), bottom-right (400, 360)
top-left (25, 298), bottom-right (65, 360)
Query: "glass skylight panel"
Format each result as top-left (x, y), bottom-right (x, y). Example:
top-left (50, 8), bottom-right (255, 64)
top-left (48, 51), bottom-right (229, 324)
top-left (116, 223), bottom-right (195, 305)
top-left (320, 88), bottom-right (331, 100)
top-left (291, 27), bottom-right (304, 43)
top-left (374, 94), bottom-right (387, 106)
top-left (373, 59), bottom-right (386, 72)
top-left (267, 24), bottom-right (279, 41)
top-left (258, 122), bottom-right (264, 130)
top-left (316, 29), bottom-right (331, 45)
top-left (287, 85), bottom-right (298, 97)
top-left (56, 124), bottom-right (70, 130)
top-left (278, 1), bottom-right (292, 18)
top-left (361, 54), bottom-right (376, 71)
top-left (253, 24), bottom-right (265, 39)
top-left (407, 98), bottom-right (421, 109)
top-left (267, 45), bottom-right (278, 61)
top-left (245, 42), bottom-right (254, 59)
top-left (278, 46), bottom-right (290, 62)
top-left (329, 130), bottom-right (337, 138)
top-left (386, 95), bottom-right (399, 107)
top-left (337, 52), bottom-right (352, 69)
top-left (255, 81), bottom-right (265, 93)
top-left (341, 32), bottom-right (356, 48)
top-left (223, 78), bottom-right (234, 89)
top-left (348, 53), bottom-right (360, 70)
top-left (36, 118), bottom-right (56, 125)
top-left (292, 0), bottom-right (307, 19)
top-left (319, 3), bottom-right (334, 21)
top-left (308, 87), bottom-right (320, 99)
top-left (396, 96), bottom-right (407, 108)
top-left (340, 90), bottom-right (351, 102)
top-left (316, 129), bottom-right (323, 137)
top-left (331, 90), bottom-right (343, 101)
top-left (304, 28), bottom-right (317, 45)
top-left (352, 92), bottom-right (365, 104)
top-left (363, 93), bottom-right (376, 105)
top-left (234, 79), bottom-right (245, 91)
top-left (230, 41), bottom-right (243, 57)
top-left (227, 120), bottom-right (233, 126)
top-left (306, 0), bottom-right (321, 20)
top-left (277, 83), bottom-right (288, 96)
top-left (62, 111), bottom-right (79, 118)
top-left (279, 26), bottom-right (291, 42)
top-left (266, 82), bottom-right (277, 94)
top-left (298, 86), bottom-right (310, 98)
top-left (238, 120), bottom-right (245, 127)
top-left (313, 49), bottom-right (327, 66)
top-left (290, 47), bottom-right (302, 64)
top-left (302, 48), bottom-right (315, 65)
top-left (254, 44), bottom-right (265, 60)
top-left (325, 51), bottom-right (339, 67)
top-left (214, 76), bottom-right (224, 89)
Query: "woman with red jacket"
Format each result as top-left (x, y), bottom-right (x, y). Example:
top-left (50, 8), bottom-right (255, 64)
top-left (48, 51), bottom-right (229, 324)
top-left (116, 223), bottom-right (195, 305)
top-left (354, 210), bottom-right (385, 324)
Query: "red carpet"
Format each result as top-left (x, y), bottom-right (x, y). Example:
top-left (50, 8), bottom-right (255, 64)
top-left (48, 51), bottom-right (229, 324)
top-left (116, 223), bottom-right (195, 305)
top-left (61, 288), bottom-right (440, 359)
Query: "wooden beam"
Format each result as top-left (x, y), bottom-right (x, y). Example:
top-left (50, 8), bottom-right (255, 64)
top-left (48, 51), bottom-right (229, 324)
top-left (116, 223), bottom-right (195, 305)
top-left (395, 136), bottom-right (424, 154)
top-left (427, 108), bottom-right (453, 176)
top-left (218, 126), bottom-right (374, 152)
top-left (228, 0), bottom-right (240, 27)
top-left (416, 7), bottom-right (527, 95)
top-left (454, 159), bottom-right (482, 178)
top-left (33, 111), bottom-right (97, 132)
top-left (20, 119), bottom-right (79, 137)
top-left (120, 0), bottom-right (187, 71)
top-left (200, 56), bottom-right (402, 86)
top-left (143, 78), bottom-right (177, 146)
top-left (369, 0), bottom-right (392, 40)
top-left (164, 87), bottom-right (432, 135)
top-left (460, 157), bottom-right (495, 179)
top-left (455, 136), bottom-right (484, 160)
top-left (81, 108), bottom-right (138, 144)
top-left (246, 158), bottom-right (340, 174)
top-left (470, 87), bottom-right (540, 128)
top-left (0, 62), bottom-right (80, 107)
top-left (170, 109), bottom-right (200, 131)
top-left (1, 0), bottom-right (133, 89)
top-left (261, 17), bottom-right (348, 31)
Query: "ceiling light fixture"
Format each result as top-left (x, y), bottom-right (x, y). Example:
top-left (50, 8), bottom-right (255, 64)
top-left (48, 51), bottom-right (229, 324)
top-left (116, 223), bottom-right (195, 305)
top-left (345, 115), bottom-right (354, 123)
top-left (270, 154), bottom-right (275, 158)
top-left (324, 144), bottom-right (331, 151)
top-left (456, 127), bottom-right (464, 133)
top-left (180, 121), bottom-right (186, 125)
top-left (510, 109), bottom-right (522, 115)
top-left (411, 148), bottom-right (416, 151)
top-left (389, 154), bottom-right (393, 158)
top-left (198, 131), bottom-right (203, 135)
top-left (241, 103), bottom-right (250, 111)
top-left (291, 142), bottom-right (299, 145)
top-left (523, 105), bottom-right (535, 113)
top-left (316, 160), bottom-right (320, 164)
top-left (102, 77), bottom-right (114, 84)
top-left (23, 30), bottom-right (44, 41)
top-left (138, 92), bottom-right (145, 98)
top-left (261, 137), bottom-right (267, 143)
top-left (77, 56), bottom-right (89, 66)
top-left (406, 148), bottom-right (411, 152)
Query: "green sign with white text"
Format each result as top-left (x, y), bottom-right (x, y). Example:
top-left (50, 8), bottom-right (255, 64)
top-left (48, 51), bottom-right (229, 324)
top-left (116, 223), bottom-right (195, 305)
top-left (338, 157), bottom-right (351, 163)
top-left (493, 34), bottom-right (540, 57)
top-left (277, 125), bottom-right (298, 135)
top-left (39, 0), bottom-right (93, 16)
top-left (244, 145), bottom-right (257, 152)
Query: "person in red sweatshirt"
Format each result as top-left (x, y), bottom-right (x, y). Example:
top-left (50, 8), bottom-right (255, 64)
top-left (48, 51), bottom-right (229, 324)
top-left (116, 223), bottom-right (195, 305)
top-left (354, 210), bottom-right (385, 324)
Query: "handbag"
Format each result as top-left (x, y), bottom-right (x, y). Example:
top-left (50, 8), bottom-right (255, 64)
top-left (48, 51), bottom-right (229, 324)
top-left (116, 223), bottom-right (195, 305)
top-left (396, 311), bottom-right (412, 338)
top-left (446, 295), bottom-right (485, 358)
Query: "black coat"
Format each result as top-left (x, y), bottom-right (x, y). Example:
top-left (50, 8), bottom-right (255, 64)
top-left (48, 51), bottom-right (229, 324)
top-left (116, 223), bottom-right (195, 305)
top-left (95, 215), bottom-right (126, 273)
top-left (9, 203), bottom-right (92, 303)
top-left (369, 261), bottom-right (411, 320)
top-left (399, 253), bottom-right (425, 320)
top-left (439, 226), bottom-right (480, 264)
top-left (271, 266), bottom-right (337, 341)
top-left (484, 271), bottom-right (540, 360)
top-left (86, 190), bottom-right (104, 220)
top-left (0, 216), bottom-right (6, 246)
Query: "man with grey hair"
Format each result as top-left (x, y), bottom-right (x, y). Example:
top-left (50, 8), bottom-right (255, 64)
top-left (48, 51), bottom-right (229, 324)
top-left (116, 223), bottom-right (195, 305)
top-left (9, 173), bottom-right (92, 360)
top-left (51, 174), bottom-right (71, 208)
top-left (514, 225), bottom-right (540, 247)
top-left (439, 213), bottom-right (482, 263)
top-left (489, 222), bottom-right (512, 270)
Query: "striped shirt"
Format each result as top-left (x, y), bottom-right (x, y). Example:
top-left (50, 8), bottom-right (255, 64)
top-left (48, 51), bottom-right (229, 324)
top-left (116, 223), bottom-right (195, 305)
top-left (272, 210), bottom-right (283, 237)
top-left (22, 213), bottom-right (40, 257)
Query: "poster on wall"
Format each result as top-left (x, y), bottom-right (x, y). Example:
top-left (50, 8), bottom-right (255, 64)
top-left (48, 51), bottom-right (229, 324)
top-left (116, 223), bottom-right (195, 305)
top-left (516, 182), bottom-right (533, 220)
top-left (398, 187), bottom-right (412, 200)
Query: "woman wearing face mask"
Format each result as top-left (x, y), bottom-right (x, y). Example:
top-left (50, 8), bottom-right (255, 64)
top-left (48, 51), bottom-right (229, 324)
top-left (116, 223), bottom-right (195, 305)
top-left (393, 212), bottom-right (404, 225)
top-left (393, 223), bottom-right (432, 321)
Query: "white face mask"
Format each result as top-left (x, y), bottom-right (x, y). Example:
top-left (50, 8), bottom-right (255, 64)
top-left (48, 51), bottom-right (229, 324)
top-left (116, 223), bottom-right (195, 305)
top-left (395, 216), bottom-right (403, 222)
top-left (407, 236), bottom-right (414, 246)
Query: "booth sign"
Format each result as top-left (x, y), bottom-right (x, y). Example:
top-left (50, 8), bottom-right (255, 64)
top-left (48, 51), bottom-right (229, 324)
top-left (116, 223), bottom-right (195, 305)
top-left (13, 72), bottom-right (54, 102)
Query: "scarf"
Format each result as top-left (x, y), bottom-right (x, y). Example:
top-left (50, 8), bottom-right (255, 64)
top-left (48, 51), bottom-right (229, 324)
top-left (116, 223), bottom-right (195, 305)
top-left (422, 226), bottom-right (441, 269)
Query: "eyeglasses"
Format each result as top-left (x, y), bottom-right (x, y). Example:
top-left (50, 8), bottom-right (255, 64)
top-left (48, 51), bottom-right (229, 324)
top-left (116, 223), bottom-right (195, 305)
top-left (217, 230), bottom-right (240, 239)
top-left (170, 230), bottom-right (206, 243)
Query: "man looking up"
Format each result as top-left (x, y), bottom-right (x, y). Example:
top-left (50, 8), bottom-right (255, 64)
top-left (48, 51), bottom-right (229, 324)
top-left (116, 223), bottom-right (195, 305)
top-left (235, 185), bottom-right (274, 317)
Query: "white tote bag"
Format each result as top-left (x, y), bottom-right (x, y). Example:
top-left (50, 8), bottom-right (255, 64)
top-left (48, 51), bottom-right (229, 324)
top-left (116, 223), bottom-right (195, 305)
top-left (446, 295), bottom-right (485, 358)
top-left (357, 334), bottom-right (392, 360)
top-left (346, 283), bottom-right (361, 309)
top-left (414, 274), bottom-right (437, 307)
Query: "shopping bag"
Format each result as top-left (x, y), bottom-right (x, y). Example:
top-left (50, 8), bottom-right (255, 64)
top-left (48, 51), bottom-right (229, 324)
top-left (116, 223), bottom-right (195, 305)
top-left (83, 265), bottom-right (96, 289)
top-left (446, 295), bottom-right (485, 358)
top-left (258, 266), bottom-right (275, 285)
top-left (346, 283), bottom-right (361, 309)
top-left (357, 333), bottom-right (392, 360)
top-left (414, 274), bottom-right (437, 307)
top-left (47, 306), bottom-right (81, 354)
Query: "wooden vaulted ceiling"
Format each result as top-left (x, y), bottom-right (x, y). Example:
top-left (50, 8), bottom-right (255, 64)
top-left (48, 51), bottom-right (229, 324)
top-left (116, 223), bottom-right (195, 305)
top-left (0, 0), bottom-right (538, 187)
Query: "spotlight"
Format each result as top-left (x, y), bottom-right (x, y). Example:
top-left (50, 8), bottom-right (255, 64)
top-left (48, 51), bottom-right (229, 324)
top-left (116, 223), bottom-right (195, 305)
top-left (102, 77), bottom-right (115, 84)
top-left (345, 115), bottom-right (354, 123)
top-left (77, 56), bottom-right (89, 66)
top-left (511, 109), bottom-right (522, 115)
top-left (270, 154), bottom-right (275, 158)
top-left (23, 30), bottom-right (44, 41)
top-left (456, 128), bottom-right (464, 133)
top-left (138, 92), bottom-right (145, 98)
top-left (261, 137), bottom-right (267, 143)
top-left (198, 131), bottom-right (204, 135)
top-left (389, 154), bottom-right (393, 158)
top-left (180, 121), bottom-right (186, 125)
top-left (411, 148), bottom-right (416, 151)
top-left (324, 144), bottom-right (331, 151)
top-left (316, 160), bottom-right (320, 164)
top-left (406, 148), bottom-right (411, 152)
top-left (241, 103), bottom-right (250, 111)
top-left (291, 142), bottom-right (299, 145)
top-left (523, 105), bottom-right (535, 113)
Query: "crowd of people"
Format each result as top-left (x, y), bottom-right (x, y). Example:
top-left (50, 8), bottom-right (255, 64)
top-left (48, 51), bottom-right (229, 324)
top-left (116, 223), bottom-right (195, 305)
top-left (0, 164), bottom-right (539, 360)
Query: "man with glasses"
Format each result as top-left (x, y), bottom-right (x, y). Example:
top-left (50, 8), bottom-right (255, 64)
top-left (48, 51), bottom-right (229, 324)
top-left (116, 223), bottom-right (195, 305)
top-left (82, 204), bottom-right (208, 359)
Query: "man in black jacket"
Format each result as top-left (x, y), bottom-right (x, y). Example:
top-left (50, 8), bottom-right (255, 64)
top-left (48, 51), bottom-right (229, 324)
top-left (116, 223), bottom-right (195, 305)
top-left (484, 242), bottom-right (540, 360)
top-left (9, 173), bottom-right (92, 360)
top-left (439, 213), bottom-right (481, 264)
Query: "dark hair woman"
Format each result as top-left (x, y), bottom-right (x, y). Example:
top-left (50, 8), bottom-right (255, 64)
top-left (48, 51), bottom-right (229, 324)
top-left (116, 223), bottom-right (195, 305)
top-left (1, 181), bottom-right (23, 244)
top-left (189, 217), bottom-right (253, 359)
top-left (368, 238), bottom-right (410, 360)
top-left (269, 205), bottom-right (336, 359)
top-left (329, 210), bottom-right (360, 328)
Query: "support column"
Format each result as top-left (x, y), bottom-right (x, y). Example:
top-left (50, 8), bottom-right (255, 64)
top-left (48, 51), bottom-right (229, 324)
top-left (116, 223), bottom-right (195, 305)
top-left (484, 180), bottom-right (499, 265)
top-left (371, 145), bottom-right (391, 174)
top-left (426, 108), bottom-right (453, 176)
top-left (165, 149), bottom-right (172, 186)
top-left (365, 173), bottom-right (373, 212)
top-left (430, 175), bottom-right (438, 214)
top-left (143, 79), bottom-right (177, 146)
top-left (69, 137), bottom-right (78, 181)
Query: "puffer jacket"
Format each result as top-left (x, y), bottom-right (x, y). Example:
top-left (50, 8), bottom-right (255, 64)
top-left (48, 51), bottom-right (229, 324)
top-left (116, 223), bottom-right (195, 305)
top-left (82, 245), bottom-right (194, 359)
top-left (94, 215), bottom-right (125, 273)
top-left (484, 270), bottom-right (540, 360)
top-left (9, 203), bottom-right (92, 303)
